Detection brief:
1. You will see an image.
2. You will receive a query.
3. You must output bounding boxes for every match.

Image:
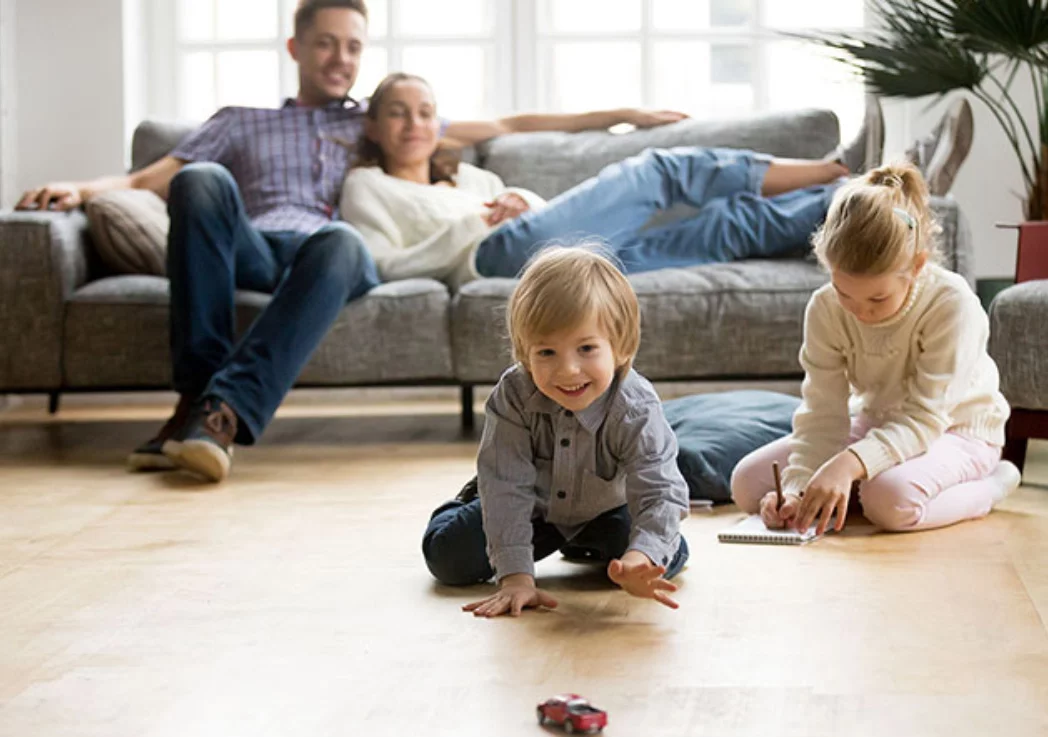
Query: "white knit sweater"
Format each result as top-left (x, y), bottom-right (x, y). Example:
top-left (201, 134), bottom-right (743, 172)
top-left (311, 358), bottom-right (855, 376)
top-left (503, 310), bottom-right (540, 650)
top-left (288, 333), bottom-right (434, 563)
top-left (339, 163), bottom-right (547, 289)
top-left (782, 263), bottom-right (1010, 496)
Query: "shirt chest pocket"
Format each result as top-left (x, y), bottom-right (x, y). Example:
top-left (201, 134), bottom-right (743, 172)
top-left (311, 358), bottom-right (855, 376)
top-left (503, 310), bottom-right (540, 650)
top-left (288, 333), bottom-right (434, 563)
top-left (580, 468), bottom-right (627, 516)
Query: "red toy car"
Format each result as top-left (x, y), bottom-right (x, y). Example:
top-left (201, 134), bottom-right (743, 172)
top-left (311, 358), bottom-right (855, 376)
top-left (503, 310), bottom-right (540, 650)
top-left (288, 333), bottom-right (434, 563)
top-left (536, 693), bottom-right (608, 733)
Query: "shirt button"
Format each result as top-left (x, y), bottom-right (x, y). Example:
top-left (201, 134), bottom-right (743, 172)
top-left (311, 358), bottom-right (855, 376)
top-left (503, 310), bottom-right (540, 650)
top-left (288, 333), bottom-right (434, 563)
top-left (556, 490), bottom-right (567, 499)
top-left (560, 438), bottom-right (570, 447)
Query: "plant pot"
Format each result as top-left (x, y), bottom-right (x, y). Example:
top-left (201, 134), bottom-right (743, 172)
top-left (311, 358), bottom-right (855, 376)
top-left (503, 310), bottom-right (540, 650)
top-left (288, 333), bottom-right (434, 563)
top-left (998, 221), bottom-right (1048, 283)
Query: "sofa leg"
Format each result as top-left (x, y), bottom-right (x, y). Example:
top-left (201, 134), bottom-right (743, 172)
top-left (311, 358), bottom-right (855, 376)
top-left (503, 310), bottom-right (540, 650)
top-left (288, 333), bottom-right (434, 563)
top-left (1002, 409), bottom-right (1048, 474)
top-left (1002, 434), bottom-right (1028, 473)
top-left (460, 385), bottom-right (475, 432)
top-left (48, 391), bottom-right (61, 415)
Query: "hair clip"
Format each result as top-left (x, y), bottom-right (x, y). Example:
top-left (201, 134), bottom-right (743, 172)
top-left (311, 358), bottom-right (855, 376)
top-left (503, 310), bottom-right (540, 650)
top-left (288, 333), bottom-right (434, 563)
top-left (893, 207), bottom-right (916, 230)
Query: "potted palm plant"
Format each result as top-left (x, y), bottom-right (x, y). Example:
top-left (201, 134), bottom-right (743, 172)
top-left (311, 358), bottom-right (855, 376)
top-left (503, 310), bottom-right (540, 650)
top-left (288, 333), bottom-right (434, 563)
top-left (798, 0), bottom-right (1048, 280)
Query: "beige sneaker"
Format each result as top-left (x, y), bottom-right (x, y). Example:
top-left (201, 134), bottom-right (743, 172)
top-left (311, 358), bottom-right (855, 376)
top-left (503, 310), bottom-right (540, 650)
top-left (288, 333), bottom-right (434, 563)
top-left (834, 93), bottom-right (885, 174)
top-left (906, 97), bottom-right (974, 196)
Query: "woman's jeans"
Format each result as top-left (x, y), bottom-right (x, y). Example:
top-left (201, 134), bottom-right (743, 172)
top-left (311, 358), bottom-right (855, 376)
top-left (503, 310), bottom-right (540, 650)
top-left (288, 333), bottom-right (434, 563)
top-left (474, 146), bottom-right (837, 277)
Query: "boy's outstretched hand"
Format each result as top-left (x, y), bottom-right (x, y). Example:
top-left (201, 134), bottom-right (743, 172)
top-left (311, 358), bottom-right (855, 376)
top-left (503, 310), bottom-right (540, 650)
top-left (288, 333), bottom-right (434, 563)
top-left (462, 573), bottom-right (558, 618)
top-left (607, 550), bottom-right (680, 609)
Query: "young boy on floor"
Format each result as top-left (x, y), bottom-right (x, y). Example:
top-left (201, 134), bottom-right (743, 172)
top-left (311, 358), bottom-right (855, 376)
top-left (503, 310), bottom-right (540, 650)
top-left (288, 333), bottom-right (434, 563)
top-left (421, 246), bottom-right (690, 617)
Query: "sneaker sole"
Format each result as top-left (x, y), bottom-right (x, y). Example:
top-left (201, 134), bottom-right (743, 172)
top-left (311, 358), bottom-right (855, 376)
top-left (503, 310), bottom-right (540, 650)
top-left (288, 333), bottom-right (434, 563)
top-left (127, 448), bottom-right (179, 472)
top-left (162, 439), bottom-right (231, 483)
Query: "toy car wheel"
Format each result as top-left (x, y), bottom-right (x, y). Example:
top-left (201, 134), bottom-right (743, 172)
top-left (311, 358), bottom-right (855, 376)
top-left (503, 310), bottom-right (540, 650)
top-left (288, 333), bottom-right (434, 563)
top-left (536, 708), bottom-right (546, 725)
top-left (564, 720), bottom-right (575, 734)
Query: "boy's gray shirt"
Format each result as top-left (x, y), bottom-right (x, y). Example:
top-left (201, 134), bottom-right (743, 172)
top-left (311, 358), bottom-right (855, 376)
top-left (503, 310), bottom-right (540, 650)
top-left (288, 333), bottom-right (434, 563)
top-left (477, 364), bottom-right (689, 580)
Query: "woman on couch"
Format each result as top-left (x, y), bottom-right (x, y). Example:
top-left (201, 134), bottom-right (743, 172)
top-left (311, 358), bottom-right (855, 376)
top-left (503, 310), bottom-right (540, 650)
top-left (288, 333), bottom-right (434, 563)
top-left (340, 73), bottom-right (854, 288)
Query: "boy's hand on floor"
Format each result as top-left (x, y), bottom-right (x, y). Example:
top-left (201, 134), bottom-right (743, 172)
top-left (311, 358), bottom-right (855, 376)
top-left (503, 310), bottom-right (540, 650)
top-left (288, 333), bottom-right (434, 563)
top-left (759, 491), bottom-right (801, 529)
top-left (462, 573), bottom-right (558, 618)
top-left (607, 550), bottom-right (680, 609)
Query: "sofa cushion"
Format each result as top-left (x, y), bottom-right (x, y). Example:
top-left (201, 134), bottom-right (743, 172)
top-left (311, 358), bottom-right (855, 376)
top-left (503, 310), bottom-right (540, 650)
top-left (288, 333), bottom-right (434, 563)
top-left (63, 276), bottom-right (456, 388)
top-left (451, 259), bottom-right (828, 384)
top-left (663, 390), bottom-right (800, 504)
top-left (84, 189), bottom-right (169, 275)
top-left (989, 280), bottom-right (1048, 410)
top-left (478, 108), bottom-right (840, 200)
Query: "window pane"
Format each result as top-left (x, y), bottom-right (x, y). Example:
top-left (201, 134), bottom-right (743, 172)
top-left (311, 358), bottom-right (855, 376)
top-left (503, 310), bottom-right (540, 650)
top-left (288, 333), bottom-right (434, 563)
top-left (765, 0), bottom-right (863, 29)
top-left (547, 0), bottom-right (641, 34)
top-left (652, 42), bottom-right (753, 119)
top-left (353, 46), bottom-right (390, 102)
top-left (180, 52), bottom-right (216, 121)
top-left (216, 0), bottom-right (278, 40)
top-left (396, 0), bottom-right (490, 36)
top-left (651, 0), bottom-right (752, 31)
top-left (368, 0), bottom-right (389, 38)
top-left (767, 41), bottom-right (864, 140)
top-left (402, 45), bottom-right (487, 119)
top-left (179, 0), bottom-right (214, 42)
top-left (549, 42), bottom-right (641, 113)
top-left (216, 50), bottom-right (281, 109)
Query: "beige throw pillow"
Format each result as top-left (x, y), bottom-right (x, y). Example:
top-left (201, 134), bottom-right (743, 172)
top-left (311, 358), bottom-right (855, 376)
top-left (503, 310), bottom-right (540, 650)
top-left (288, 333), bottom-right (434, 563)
top-left (85, 189), bottom-right (169, 275)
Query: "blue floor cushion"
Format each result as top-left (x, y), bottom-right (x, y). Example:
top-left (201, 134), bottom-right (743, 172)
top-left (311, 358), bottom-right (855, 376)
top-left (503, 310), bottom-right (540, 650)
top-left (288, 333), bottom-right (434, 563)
top-left (663, 390), bottom-right (801, 504)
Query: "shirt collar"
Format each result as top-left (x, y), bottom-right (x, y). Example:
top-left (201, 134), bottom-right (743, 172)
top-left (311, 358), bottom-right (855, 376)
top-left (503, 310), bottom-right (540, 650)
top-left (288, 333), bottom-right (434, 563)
top-left (282, 96), bottom-right (362, 111)
top-left (523, 375), bottom-right (620, 433)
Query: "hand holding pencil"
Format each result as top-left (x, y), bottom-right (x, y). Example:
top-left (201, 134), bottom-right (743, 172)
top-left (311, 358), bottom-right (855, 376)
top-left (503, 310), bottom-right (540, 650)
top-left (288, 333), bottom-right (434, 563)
top-left (759, 460), bottom-right (801, 530)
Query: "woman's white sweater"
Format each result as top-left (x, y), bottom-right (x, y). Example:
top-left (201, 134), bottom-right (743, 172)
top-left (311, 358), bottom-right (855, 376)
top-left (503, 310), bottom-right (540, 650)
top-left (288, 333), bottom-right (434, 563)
top-left (339, 163), bottom-right (546, 289)
top-left (782, 263), bottom-right (1010, 497)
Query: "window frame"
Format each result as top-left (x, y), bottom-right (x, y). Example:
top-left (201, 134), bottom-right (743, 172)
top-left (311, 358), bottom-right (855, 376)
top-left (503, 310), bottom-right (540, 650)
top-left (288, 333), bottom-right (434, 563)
top-left (148, 0), bottom-right (867, 124)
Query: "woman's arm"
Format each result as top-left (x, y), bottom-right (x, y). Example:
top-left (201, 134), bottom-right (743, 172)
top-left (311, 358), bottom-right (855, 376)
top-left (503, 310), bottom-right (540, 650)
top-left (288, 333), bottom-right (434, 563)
top-left (442, 108), bottom-right (687, 148)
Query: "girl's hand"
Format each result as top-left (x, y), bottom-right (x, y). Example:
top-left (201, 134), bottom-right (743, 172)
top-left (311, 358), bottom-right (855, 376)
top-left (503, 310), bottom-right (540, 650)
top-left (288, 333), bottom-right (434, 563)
top-left (759, 491), bottom-right (802, 529)
top-left (462, 573), bottom-right (558, 618)
top-left (607, 550), bottom-right (680, 609)
top-left (483, 192), bottom-right (530, 226)
top-left (795, 450), bottom-right (866, 535)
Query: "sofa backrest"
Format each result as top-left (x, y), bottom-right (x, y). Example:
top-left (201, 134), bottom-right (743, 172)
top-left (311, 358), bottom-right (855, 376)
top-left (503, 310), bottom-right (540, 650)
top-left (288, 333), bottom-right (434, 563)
top-left (476, 108), bottom-right (839, 199)
top-left (130, 107), bottom-right (840, 200)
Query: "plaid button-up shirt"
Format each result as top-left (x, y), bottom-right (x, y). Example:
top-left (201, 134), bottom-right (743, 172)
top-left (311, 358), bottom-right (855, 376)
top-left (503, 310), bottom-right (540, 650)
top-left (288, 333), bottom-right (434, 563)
top-left (171, 99), bottom-right (368, 234)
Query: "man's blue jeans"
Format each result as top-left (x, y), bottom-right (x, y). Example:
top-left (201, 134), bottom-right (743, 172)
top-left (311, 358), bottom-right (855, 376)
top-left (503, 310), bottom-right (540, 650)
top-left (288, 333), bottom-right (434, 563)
top-left (474, 146), bottom-right (838, 277)
top-left (422, 496), bottom-right (690, 586)
top-left (167, 163), bottom-right (380, 444)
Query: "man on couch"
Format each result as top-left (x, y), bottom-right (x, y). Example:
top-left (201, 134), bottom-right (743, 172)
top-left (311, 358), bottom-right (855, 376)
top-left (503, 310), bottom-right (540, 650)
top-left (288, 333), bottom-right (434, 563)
top-left (14, 0), bottom-right (688, 483)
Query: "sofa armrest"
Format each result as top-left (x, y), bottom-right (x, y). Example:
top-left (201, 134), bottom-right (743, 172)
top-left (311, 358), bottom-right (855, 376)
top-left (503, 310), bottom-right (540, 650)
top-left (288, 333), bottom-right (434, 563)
top-left (929, 196), bottom-right (974, 286)
top-left (0, 210), bottom-right (91, 389)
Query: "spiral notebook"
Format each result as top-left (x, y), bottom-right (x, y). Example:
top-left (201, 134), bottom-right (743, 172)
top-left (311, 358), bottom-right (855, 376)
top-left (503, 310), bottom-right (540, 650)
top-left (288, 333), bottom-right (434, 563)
top-left (717, 515), bottom-right (823, 545)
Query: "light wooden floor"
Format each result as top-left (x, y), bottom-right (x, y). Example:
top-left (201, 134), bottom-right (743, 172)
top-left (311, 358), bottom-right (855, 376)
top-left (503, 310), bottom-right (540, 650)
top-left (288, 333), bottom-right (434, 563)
top-left (1, 391), bottom-right (1047, 737)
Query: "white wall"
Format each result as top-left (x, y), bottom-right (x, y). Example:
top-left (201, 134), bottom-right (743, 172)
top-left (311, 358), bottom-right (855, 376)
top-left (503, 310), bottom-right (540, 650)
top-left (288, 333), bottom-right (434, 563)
top-left (0, 0), bottom-right (16, 206)
top-left (11, 0), bottom-right (127, 202)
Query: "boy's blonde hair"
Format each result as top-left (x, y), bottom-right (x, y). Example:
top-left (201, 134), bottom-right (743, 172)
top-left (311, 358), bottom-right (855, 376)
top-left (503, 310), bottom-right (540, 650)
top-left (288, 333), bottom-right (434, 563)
top-left (813, 161), bottom-right (942, 275)
top-left (507, 245), bottom-right (640, 373)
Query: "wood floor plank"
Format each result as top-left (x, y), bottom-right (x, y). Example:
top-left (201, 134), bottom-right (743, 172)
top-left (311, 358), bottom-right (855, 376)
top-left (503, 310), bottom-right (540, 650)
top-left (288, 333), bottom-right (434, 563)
top-left (1, 394), bottom-right (1046, 736)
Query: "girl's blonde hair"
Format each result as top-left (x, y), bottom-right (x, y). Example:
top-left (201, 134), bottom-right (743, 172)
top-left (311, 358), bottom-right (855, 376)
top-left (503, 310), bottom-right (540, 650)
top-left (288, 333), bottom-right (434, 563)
top-left (813, 161), bottom-right (941, 275)
top-left (507, 245), bottom-right (640, 374)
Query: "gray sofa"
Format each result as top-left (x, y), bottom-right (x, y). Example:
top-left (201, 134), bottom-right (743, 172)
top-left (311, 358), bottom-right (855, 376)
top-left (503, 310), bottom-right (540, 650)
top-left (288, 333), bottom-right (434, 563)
top-left (0, 108), bottom-right (973, 427)
top-left (989, 280), bottom-right (1048, 471)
